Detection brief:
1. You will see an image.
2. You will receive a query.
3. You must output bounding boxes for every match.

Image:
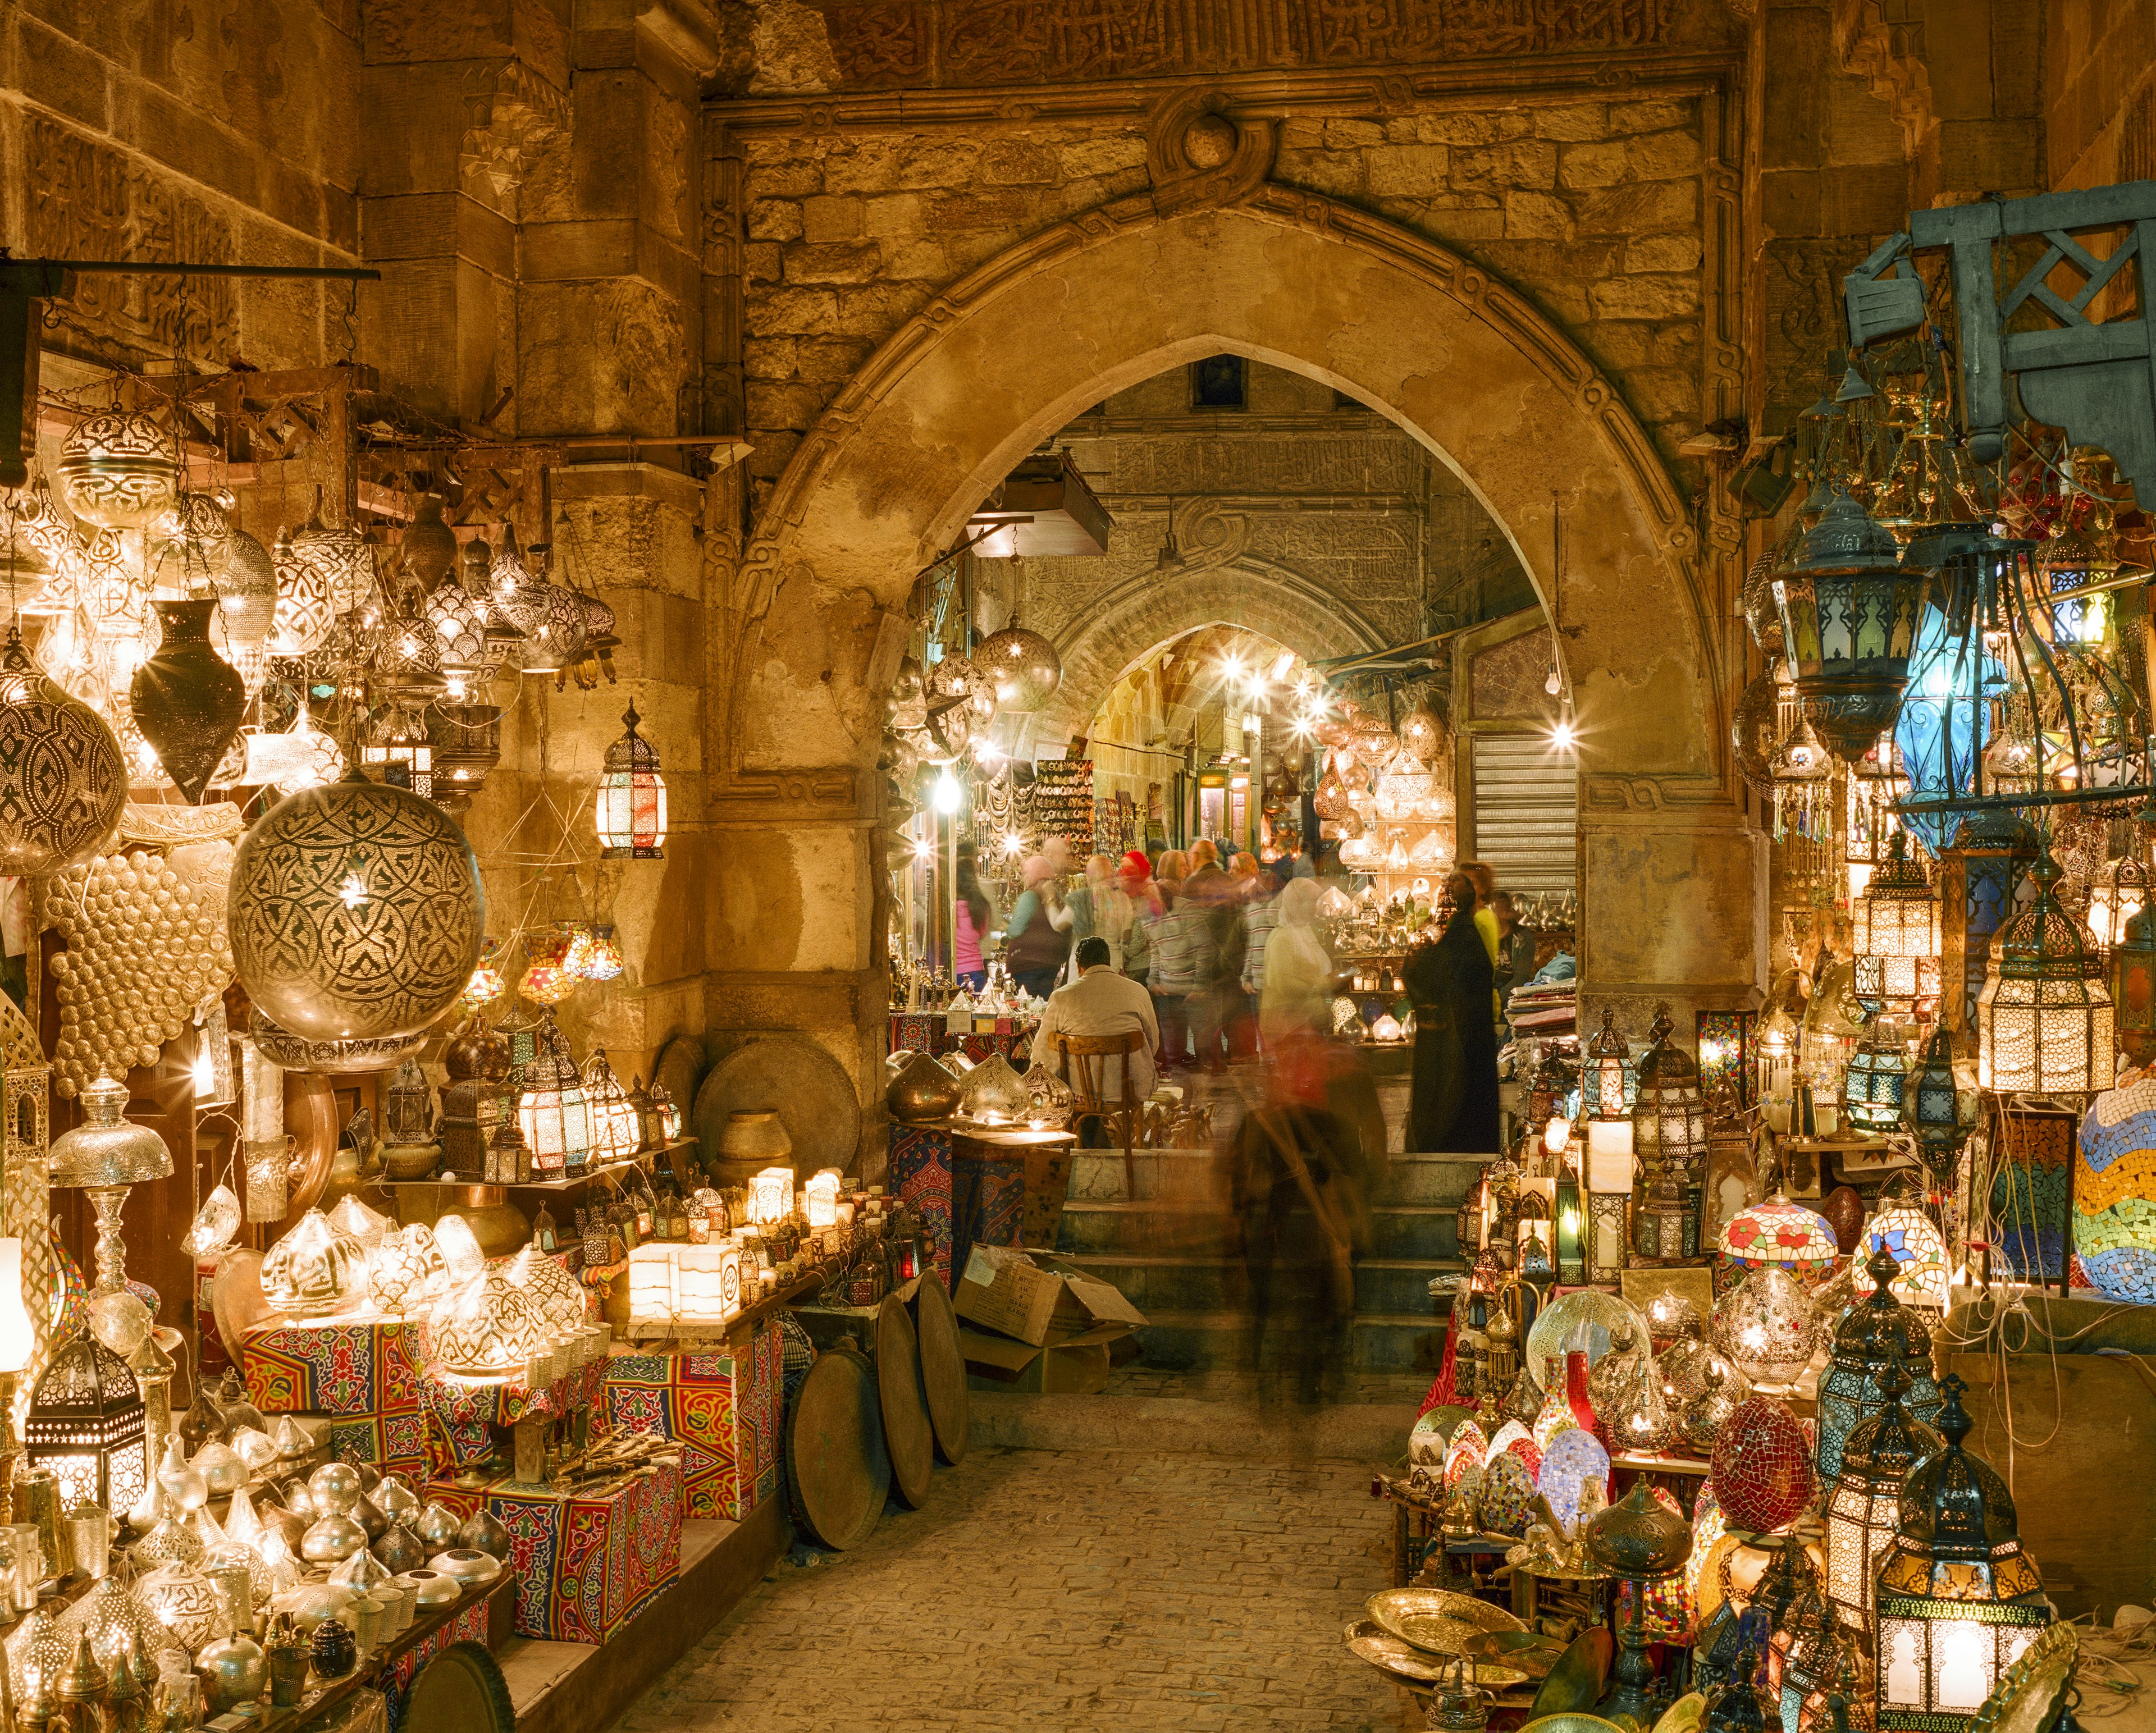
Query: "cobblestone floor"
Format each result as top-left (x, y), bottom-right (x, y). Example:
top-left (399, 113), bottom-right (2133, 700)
top-left (1103, 1364), bottom-right (1429, 1406)
top-left (619, 1447), bottom-right (1406, 1732)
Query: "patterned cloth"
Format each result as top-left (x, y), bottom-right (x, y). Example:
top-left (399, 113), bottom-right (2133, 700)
top-left (382, 1592), bottom-right (492, 1731)
top-left (422, 1356), bottom-right (609, 1480)
top-left (888, 1123), bottom-right (954, 1287)
top-left (604, 1321), bottom-right (784, 1521)
top-left (426, 1461), bottom-right (680, 1643)
top-left (952, 1141), bottom-right (1026, 1281)
top-left (244, 1320), bottom-right (428, 1416)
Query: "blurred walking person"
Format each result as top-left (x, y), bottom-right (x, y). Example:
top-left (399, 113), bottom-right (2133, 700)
top-left (1005, 854), bottom-right (1072, 1001)
top-left (1405, 868), bottom-right (1501, 1152)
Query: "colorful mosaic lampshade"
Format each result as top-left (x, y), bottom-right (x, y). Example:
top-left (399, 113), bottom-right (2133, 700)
top-left (1850, 1206), bottom-right (1951, 1309)
top-left (1842, 1031), bottom-right (1908, 1134)
top-left (1536, 1427), bottom-right (1610, 1539)
top-left (1816, 1241), bottom-right (1944, 1485)
top-left (1977, 853), bottom-right (2113, 1099)
top-left (24, 1335), bottom-right (146, 1516)
top-left (1824, 1362), bottom-right (1940, 1639)
top-left (1707, 1394), bottom-right (1813, 1535)
top-left (1718, 1194), bottom-right (1840, 1288)
top-left (1872, 1377), bottom-right (2049, 1733)
top-left (2073, 1076), bottom-right (2156, 1304)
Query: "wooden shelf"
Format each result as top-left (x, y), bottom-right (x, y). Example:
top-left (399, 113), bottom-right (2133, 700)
top-left (377, 1141), bottom-right (700, 1194)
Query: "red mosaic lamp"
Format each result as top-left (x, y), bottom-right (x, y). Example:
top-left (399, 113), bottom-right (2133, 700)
top-left (1707, 1393), bottom-right (1815, 1536)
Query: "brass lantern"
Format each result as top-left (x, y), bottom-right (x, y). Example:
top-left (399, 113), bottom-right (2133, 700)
top-left (1873, 1377), bottom-right (2049, 1732)
top-left (2108, 894), bottom-right (2156, 1067)
top-left (1586, 1008), bottom-right (1630, 1119)
top-left (596, 704), bottom-right (666, 859)
top-left (359, 700), bottom-right (434, 802)
top-left (1826, 1364), bottom-right (1942, 1638)
top-left (1630, 1008), bottom-right (1704, 1261)
top-left (1976, 852), bottom-right (2114, 1098)
top-left (1816, 1241), bottom-right (1943, 1484)
top-left (1773, 490), bottom-right (1927, 761)
top-left (1843, 1027), bottom-right (1910, 1134)
top-left (1853, 833), bottom-right (1942, 1020)
top-left (1906, 1025), bottom-right (1966, 1159)
top-left (580, 1050), bottom-right (640, 1165)
top-left (24, 1335), bottom-right (147, 1516)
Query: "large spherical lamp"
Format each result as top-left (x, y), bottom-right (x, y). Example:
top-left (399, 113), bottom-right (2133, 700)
top-left (974, 609), bottom-right (1062, 715)
top-left (229, 771), bottom-right (485, 1042)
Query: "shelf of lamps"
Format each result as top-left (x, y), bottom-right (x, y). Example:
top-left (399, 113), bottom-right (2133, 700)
top-left (376, 1140), bottom-right (701, 1194)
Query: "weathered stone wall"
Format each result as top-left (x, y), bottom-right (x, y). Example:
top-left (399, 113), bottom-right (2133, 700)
top-left (2046, 0), bottom-right (2156, 190)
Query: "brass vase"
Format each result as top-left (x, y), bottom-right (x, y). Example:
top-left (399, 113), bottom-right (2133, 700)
top-left (130, 599), bottom-right (245, 804)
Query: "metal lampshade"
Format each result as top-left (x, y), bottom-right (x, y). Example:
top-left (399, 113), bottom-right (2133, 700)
top-left (1773, 490), bottom-right (1929, 761)
top-left (1976, 853), bottom-right (2113, 1098)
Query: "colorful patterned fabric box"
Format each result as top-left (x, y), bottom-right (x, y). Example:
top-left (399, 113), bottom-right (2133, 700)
top-left (602, 1320), bottom-right (783, 1521)
top-left (322, 1410), bottom-right (429, 1479)
top-left (381, 1589), bottom-right (492, 1730)
top-left (241, 1320), bottom-right (428, 1418)
top-left (888, 1122), bottom-right (953, 1288)
top-left (426, 1462), bottom-right (681, 1643)
top-left (421, 1356), bottom-right (610, 1480)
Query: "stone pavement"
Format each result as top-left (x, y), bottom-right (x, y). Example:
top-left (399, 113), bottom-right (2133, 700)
top-left (617, 1446), bottom-right (1408, 1732)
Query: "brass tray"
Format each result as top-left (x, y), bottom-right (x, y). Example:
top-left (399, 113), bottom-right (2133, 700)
top-left (1528, 1627), bottom-right (1614, 1719)
top-left (1365, 1588), bottom-right (1526, 1655)
top-left (1464, 1629), bottom-right (1569, 1679)
top-left (1341, 1623), bottom-right (1531, 1690)
top-left (1522, 1716), bottom-right (1628, 1733)
top-left (1651, 1694), bottom-right (1706, 1733)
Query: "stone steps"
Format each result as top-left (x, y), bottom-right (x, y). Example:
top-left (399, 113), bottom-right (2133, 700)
top-left (1125, 1309), bottom-right (1449, 1375)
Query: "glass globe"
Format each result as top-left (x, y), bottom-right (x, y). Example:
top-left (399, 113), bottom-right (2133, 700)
top-left (1714, 1264), bottom-right (1823, 1386)
top-left (88, 1290), bottom-right (152, 1356)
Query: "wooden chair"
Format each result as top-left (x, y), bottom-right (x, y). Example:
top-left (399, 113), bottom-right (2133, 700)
top-left (1048, 1028), bottom-right (1148, 1203)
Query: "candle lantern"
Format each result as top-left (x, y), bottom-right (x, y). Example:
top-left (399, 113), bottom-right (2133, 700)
top-left (805, 1171), bottom-right (842, 1231)
top-left (1816, 1242), bottom-right (1944, 1484)
top-left (748, 1168), bottom-right (793, 1228)
top-left (579, 1051), bottom-right (640, 1165)
top-left (1630, 1007), bottom-right (1705, 1260)
top-left (1586, 1008), bottom-right (1630, 1118)
top-left (596, 704), bottom-right (666, 859)
top-left (1906, 1026), bottom-right (1966, 1161)
top-left (1872, 1377), bottom-right (2049, 1732)
top-left (650, 1080), bottom-right (682, 1144)
top-left (1842, 1030), bottom-right (1908, 1134)
top-left (515, 1016), bottom-right (593, 1175)
top-left (1824, 1361), bottom-right (1940, 1639)
top-left (24, 1336), bottom-right (146, 1517)
top-left (428, 701), bottom-right (504, 804)
top-left (359, 700), bottom-right (433, 802)
top-left (485, 1118), bottom-right (532, 1187)
top-left (1977, 853), bottom-right (2113, 1099)
top-left (1757, 1003), bottom-right (1799, 1109)
top-left (438, 1022), bottom-right (506, 1183)
top-left (1525, 1047), bottom-right (1576, 1130)
top-left (380, 1060), bottom-right (434, 1151)
top-left (1852, 833), bottom-right (1942, 1020)
top-left (1554, 1168), bottom-right (1583, 1284)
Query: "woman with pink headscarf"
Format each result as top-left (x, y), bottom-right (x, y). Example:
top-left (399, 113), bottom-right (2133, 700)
top-left (1003, 853), bottom-right (1072, 1000)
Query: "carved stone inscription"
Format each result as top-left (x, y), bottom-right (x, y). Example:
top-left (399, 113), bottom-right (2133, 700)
top-left (808, 0), bottom-right (1669, 88)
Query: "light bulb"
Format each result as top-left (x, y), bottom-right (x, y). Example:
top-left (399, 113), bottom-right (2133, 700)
top-left (1543, 1115), bottom-right (1570, 1157)
top-left (1552, 720), bottom-right (1576, 751)
top-left (933, 770), bottom-right (962, 814)
top-left (1545, 664), bottom-right (1563, 696)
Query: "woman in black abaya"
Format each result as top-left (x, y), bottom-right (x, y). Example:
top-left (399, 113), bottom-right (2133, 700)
top-left (1404, 870), bottom-right (1502, 1153)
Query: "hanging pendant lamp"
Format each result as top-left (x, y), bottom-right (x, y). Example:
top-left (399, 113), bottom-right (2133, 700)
top-left (127, 600), bottom-right (245, 806)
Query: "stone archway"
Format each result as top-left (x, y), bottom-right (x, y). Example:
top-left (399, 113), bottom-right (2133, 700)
top-left (711, 186), bottom-right (1763, 1119)
top-left (1015, 555), bottom-right (1391, 758)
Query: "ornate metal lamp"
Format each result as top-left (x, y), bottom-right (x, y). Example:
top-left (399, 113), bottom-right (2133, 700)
top-left (1873, 1377), bottom-right (2049, 1732)
top-left (1824, 1361), bottom-right (1940, 1639)
top-left (1630, 1007), bottom-right (1704, 1260)
top-left (1976, 852), bottom-right (2114, 1098)
top-left (1843, 1026), bottom-right (1910, 1133)
top-left (1587, 1008), bottom-right (1630, 1119)
top-left (2107, 895), bottom-right (2156, 1066)
top-left (515, 1015), bottom-right (592, 1176)
top-left (47, 1077), bottom-right (171, 1297)
top-left (596, 704), bottom-right (666, 859)
top-left (1773, 490), bottom-right (1927, 760)
top-left (1907, 1025), bottom-right (1967, 1161)
top-left (1583, 1475), bottom-right (1692, 1724)
top-left (1818, 1241), bottom-right (1944, 1483)
top-left (579, 1050), bottom-right (640, 1165)
top-left (24, 1336), bottom-right (146, 1517)
top-left (1853, 833), bottom-right (1942, 1020)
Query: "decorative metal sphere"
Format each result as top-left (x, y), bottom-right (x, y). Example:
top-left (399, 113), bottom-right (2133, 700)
top-left (56, 409), bottom-right (181, 529)
top-left (974, 623), bottom-right (1062, 714)
top-left (230, 773), bottom-right (483, 1041)
top-left (0, 628), bottom-right (126, 875)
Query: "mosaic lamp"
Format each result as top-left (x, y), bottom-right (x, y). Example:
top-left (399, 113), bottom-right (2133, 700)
top-left (1707, 1394), bottom-right (1813, 1537)
top-left (1872, 1377), bottom-right (2049, 1733)
top-left (2074, 1074), bottom-right (2156, 1304)
top-left (1823, 1361), bottom-right (1940, 1639)
top-left (24, 1336), bottom-right (146, 1517)
top-left (1712, 1265), bottom-right (1821, 1389)
top-left (1850, 1205), bottom-right (1951, 1309)
top-left (1816, 1240), bottom-right (1944, 1486)
top-left (1852, 833), bottom-right (1942, 1019)
top-left (2109, 897), bottom-right (2156, 1065)
top-left (1718, 1194), bottom-right (1839, 1290)
top-left (595, 703), bottom-right (666, 859)
top-left (1976, 852), bottom-right (2113, 1099)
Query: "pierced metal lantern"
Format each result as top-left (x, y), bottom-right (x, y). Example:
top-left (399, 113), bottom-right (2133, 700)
top-left (2108, 894), bottom-right (2156, 1066)
top-left (360, 701), bottom-right (433, 802)
top-left (1976, 852), bottom-right (2113, 1099)
top-left (1586, 1008), bottom-right (1630, 1119)
top-left (1872, 1377), bottom-right (2049, 1733)
top-left (1817, 1241), bottom-right (1943, 1484)
top-left (380, 1059), bottom-right (435, 1151)
top-left (55, 408), bottom-right (180, 530)
top-left (0, 627), bottom-right (126, 876)
top-left (580, 1050), bottom-right (639, 1165)
top-left (25, 1336), bottom-right (146, 1516)
top-left (515, 1016), bottom-right (592, 1175)
top-left (1631, 1007), bottom-right (1704, 1260)
top-left (1853, 833), bottom-right (1942, 1019)
top-left (1773, 490), bottom-right (1927, 761)
top-left (1906, 1026), bottom-right (1966, 1160)
top-left (973, 612), bottom-right (1062, 715)
top-left (1843, 1031), bottom-right (1908, 1133)
top-left (596, 705), bottom-right (666, 859)
top-left (428, 701), bottom-right (503, 807)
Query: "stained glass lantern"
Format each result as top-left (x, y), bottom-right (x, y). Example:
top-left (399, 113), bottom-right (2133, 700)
top-left (1851, 1206), bottom-right (1951, 1309)
top-left (1977, 853), bottom-right (2113, 1099)
top-left (1719, 1194), bottom-right (1839, 1290)
top-left (515, 1016), bottom-right (593, 1176)
top-left (580, 1050), bottom-right (640, 1165)
top-left (1817, 1241), bottom-right (1944, 1484)
top-left (1853, 834), bottom-right (1942, 1019)
top-left (1536, 1427), bottom-right (1611, 1540)
top-left (2075, 1074), bottom-right (2156, 1304)
top-left (2108, 898), bottom-right (2156, 1067)
top-left (359, 701), bottom-right (433, 802)
top-left (1907, 1026), bottom-right (1966, 1160)
top-left (596, 704), bottom-right (665, 859)
top-left (1587, 1008), bottom-right (1630, 1118)
top-left (1825, 1361), bottom-right (1940, 1639)
top-left (1843, 1031), bottom-right (1908, 1133)
top-left (1707, 1393), bottom-right (1813, 1535)
top-left (24, 1335), bottom-right (146, 1516)
top-left (1632, 1008), bottom-right (1706, 1260)
top-left (1872, 1377), bottom-right (2049, 1732)
top-left (1773, 490), bottom-right (1926, 761)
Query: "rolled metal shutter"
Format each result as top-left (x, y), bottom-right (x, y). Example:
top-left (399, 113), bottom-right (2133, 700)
top-left (1470, 734), bottom-right (1577, 891)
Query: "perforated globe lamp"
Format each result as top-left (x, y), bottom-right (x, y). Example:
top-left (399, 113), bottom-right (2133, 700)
top-left (1773, 490), bottom-right (1928, 761)
top-left (1817, 1242), bottom-right (1943, 1485)
top-left (1853, 832), bottom-right (1942, 1019)
top-left (25, 1335), bottom-right (147, 1518)
top-left (1976, 852), bottom-right (2113, 1099)
top-left (596, 703), bottom-right (666, 859)
top-left (1872, 1376), bottom-right (2050, 1733)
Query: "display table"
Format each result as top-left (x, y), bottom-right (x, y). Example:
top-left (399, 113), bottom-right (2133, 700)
top-left (949, 1126), bottom-right (1075, 1279)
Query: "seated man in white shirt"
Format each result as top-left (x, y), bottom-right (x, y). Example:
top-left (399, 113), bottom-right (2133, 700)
top-left (1031, 936), bottom-right (1160, 1145)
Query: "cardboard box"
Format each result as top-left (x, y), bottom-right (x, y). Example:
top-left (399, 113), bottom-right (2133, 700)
top-left (959, 1324), bottom-right (1126, 1394)
top-left (954, 1245), bottom-right (1146, 1347)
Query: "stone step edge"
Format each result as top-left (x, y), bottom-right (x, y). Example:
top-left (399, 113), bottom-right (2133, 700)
top-left (1055, 1251), bottom-right (1465, 1273)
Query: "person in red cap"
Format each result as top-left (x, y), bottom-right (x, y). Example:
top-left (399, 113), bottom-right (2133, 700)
top-left (1117, 850), bottom-right (1159, 990)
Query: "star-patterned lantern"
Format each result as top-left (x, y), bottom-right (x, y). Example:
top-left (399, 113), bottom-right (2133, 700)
top-left (1816, 1241), bottom-right (1943, 1485)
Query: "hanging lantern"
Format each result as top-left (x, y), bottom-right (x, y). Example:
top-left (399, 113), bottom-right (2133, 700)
top-left (285, 497), bottom-right (372, 615)
top-left (1773, 712), bottom-right (1836, 842)
top-left (1824, 1361), bottom-right (1942, 1639)
top-left (515, 1015), bottom-right (593, 1175)
top-left (1373, 746), bottom-right (1433, 822)
top-left (359, 701), bottom-right (433, 802)
top-left (1977, 852), bottom-right (2113, 1098)
top-left (428, 701), bottom-right (503, 803)
top-left (127, 600), bottom-right (244, 806)
top-left (24, 1335), bottom-right (147, 1516)
top-left (423, 575), bottom-right (495, 693)
top-left (1936, 811), bottom-right (2039, 1047)
top-left (1846, 729), bottom-right (1908, 893)
top-left (1816, 1241), bottom-right (1943, 1483)
top-left (1853, 833), bottom-right (1942, 1019)
top-left (1906, 1026), bottom-right (1966, 1161)
top-left (579, 1050), bottom-right (639, 1165)
top-left (974, 609), bottom-right (1062, 714)
top-left (511, 583), bottom-right (590, 675)
top-left (1631, 1007), bottom-right (1705, 1260)
top-left (1872, 1377), bottom-right (2049, 1732)
top-left (55, 409), bottom-right (180, 531)
top-left (229, 772), bottom-right (485, 1042)
top-left (1773, 490), bottom-right (1927, 761)
top-left (1842, 1031), bottom-right (1908, 1133)
top-left (1712, 1264), bottom-right (1821, 1387)
top-left (212, 527), bottom-right (276, 696)
top-left (267, 527), bottom-right (335, 661)
top-left (596, 704), bottom-right (666, 859)
top-left (0, 626), bottom-right (126, 875)
top-left (2107, 898), bottom-right (2156, 1067)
